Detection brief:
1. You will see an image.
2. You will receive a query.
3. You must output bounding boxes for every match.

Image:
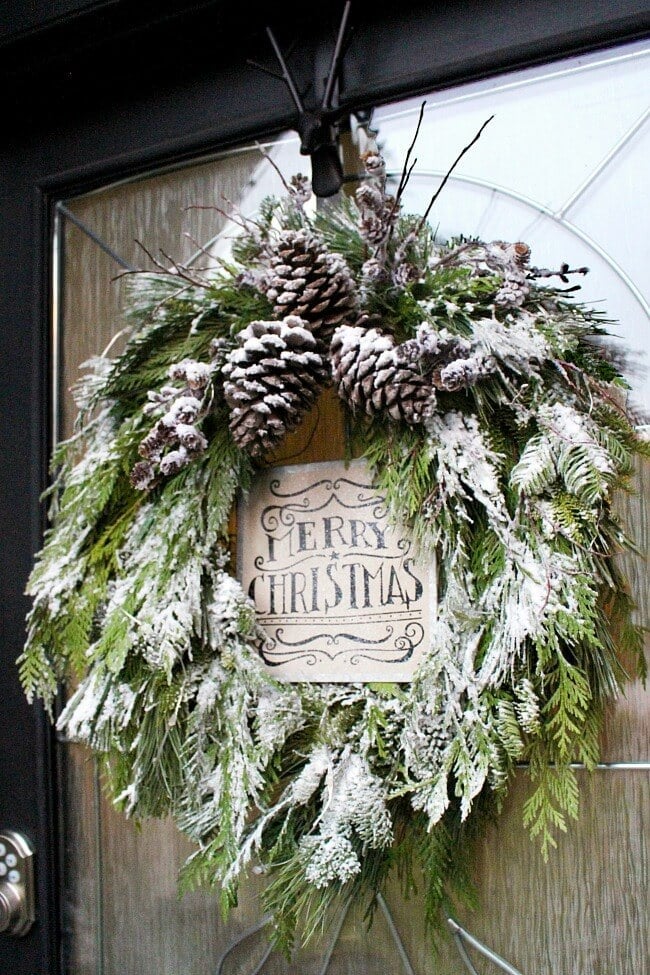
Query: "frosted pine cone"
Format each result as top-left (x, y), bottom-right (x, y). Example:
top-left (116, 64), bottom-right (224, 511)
top-left (494, 274), bottom-right (530, 308)
top-left (331, 322), bottom-right (433, 424)
top-left (131, 357), bottom-right (213, 489)
top-left (130, 460), bottom-right (157, 491)
top-left (223, 316), bottom-right (329, 456)
top-left (398, 324), bottom-right (496, 392)
top-left (261, 229), bottom-right (357, 348)
top-left (289, 173), bottom-right (312, 207)
top-left (436, 352), bottom-right (496, 391)
top-left (355, 181), bottom-right (397, 248)
top-left (361, 149), bottom-right (386, 178)
top-left (513, 241), bottom-right (531, 267)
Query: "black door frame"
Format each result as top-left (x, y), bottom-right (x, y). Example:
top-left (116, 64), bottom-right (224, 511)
top-left (1, 4), bottom-right (649, 972)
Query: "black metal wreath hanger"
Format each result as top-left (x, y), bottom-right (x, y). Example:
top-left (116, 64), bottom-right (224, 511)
top-left (248, 1), bottom-right (355, 197)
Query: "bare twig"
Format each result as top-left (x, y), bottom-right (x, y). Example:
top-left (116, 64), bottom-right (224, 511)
top-left (183, 203), bottom-right (228, 212)
top-left (372, 101), bottom-right (426, 261)
top-left (186, 198), bottom-right (265, 239)
top-left (429, 241), bottom-right (476, 270)
top-left (255, 141), bottom-right (294, 195)
top-left (121, 239), bottom-right (208, 288)
top-left (134, 238), bottom-right (170, 272)
top-left (220, 193), bottom-right (269, 236)
top-left (158, 248), bottom-right (209, 288)
top-left (417, 115), bottom-right (494, 235)
top-left (529, 262), bottom-right (589, 282)
top-left (182, 231), bottom-right (224, 268)
top-left (111, 268), bottom-right (144, 281)
top-left (395, 101), bottom-right (426, 204)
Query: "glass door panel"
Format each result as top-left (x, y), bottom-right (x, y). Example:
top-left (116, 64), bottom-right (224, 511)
top-left (56, 42), bottom-right (649, 975)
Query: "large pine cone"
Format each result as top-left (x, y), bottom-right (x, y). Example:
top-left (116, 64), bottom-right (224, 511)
top-left (262, 229), bottom-right (357, 348)
top-left (331, 321), bottom-right (433, 424)
top-left (223, 316), bottom-right (328, 456)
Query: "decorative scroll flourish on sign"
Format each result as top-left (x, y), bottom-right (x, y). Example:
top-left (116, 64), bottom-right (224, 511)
top-left (239, 459), bottom-right (435, 681)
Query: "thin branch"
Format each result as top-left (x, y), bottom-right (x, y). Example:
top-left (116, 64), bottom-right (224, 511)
top-left (158, 248), bottom-right (210, 288)
top-left (218, 193), bottom-right (270, 237)
top-left (100, 327), bottom-right (131, 358)
top-left (374, 100), bottom-right (426, 258)
top-left (182, 232), bottom-right (223, 268)
top-left (134, 238), bottom-right (170, 273)
top-left (395, 101), bottom-right (426, 205)
top-left (186, 200), bottom-right (265, 238)
top-left (183, 203), bottom-right (231, 212)
top-left (124, 240), bottom-right (208, 288)
top-left (429, 241), bottom-right (475, 270)
top-left (529, 263), bottom-right (589, 282)
top-left (417, 115), bottom-right (494, 234)
top-left (255, 141), bottom-right (294, 195)
top-left (111, 268), bottom-right (144, 281)
top-left (148, 284), bottom-right (193, 321)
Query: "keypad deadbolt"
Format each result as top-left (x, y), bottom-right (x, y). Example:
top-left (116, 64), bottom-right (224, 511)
top-left (0, 831), bottom-right (35, 937)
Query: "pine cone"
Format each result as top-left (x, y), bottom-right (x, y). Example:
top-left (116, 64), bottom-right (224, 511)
top-left (132, 358), bottom-right (212, 489)
top-left (355, 182), bottom-right (397, 247)
top-left (331, 320), bottom-right (496, 422)
top-left (331, 322), bottom-right (433, 424)
top-left (262, 229), bottom-right (357, 348)
top-left (399, 324), bottom-right (499, 392)
top-left (223, 316), bottom-right (329, 456)
top-left (494, 274), bottom-right (530, 308)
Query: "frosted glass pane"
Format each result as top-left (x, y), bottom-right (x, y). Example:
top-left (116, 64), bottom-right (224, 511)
top-left (373, 40), bottom-right (650, 414)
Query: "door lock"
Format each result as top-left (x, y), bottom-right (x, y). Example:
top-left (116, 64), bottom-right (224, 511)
top-left (0, 831), bottom-right (35, 937)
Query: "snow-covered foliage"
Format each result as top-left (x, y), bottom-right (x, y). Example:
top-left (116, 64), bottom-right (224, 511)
top-left (18, 143), bottom-right (647, 954)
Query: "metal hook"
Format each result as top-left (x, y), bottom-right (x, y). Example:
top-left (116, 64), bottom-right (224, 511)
top-left (212, 893), bottom-right (418, 975)
top-left (249, 3), bottom-right (354, 196)
top-left (447, 918), bottom-right (525, 975)
top-left (321, 0), bottom-right (352, 113)
top-left (212, 902), bottom-right (528, 975)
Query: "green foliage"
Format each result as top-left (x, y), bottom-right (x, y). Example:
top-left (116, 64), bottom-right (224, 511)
top-left (18, 164), bottom-right (649, 957)
top-left (313, 195), bottom-right (368, 272)
top-left (522, 754), bottom-right (580, 859)
top-left (362, 421), bottom-right (439, 553)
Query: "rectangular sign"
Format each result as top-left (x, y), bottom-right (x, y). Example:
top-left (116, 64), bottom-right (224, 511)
top-left (239, 459), bottom-right (435, 682)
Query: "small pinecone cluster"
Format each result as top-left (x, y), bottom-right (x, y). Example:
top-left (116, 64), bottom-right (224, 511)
top-left (451, 240), bottom-right (532, 309)
top-left (356, 148), bottom-right (400, 285)
top-left (288, 173), bottom-right (312, 208)
top-left (131, 359), bottom-right (212, 490)
top-left (356, 182), bottom-right (397, 249)
top-left (331, 321), bottom-right (494, 424)
top-left (406, 323), bottom-right (496, 392)
top-left (261, 229), bottom-right (357, 348)
top-left (222, 316), bottom-right (328, 456)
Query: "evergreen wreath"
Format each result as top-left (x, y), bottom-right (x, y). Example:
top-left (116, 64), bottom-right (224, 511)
top-left (20, 138), bottom-right (648, 953)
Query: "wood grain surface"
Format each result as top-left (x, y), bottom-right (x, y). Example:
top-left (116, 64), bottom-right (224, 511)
top-left (59, 151), bottom-right (649, 975)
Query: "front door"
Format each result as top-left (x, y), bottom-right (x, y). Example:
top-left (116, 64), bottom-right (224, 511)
top-left (1, 7), bottom-right (648, 974)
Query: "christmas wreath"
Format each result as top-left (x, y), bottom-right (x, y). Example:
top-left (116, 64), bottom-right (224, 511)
top-left (20, 143), bottom-right (647, 951)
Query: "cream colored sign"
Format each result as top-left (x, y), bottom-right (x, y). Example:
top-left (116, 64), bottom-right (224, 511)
top-left (239, 460), bottom-right (434, 682)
